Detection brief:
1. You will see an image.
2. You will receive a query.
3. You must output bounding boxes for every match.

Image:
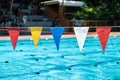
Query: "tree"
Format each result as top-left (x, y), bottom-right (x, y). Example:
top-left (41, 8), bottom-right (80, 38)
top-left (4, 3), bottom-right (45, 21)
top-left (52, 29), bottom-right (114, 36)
top-left (75, 0), bottom-right (120, 20)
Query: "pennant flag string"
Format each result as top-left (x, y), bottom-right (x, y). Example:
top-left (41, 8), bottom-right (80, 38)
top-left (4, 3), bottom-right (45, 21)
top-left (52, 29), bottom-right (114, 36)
top-left (50, 27), bottom-right (64, 51)
top-left (8, 27), bottom-right (20, 50)
top-left (74, 27), bottom-right (89, 51)
top-left (30, 27), bottom-right (42, 47)
top-left (96, 26), bottom-right (111, 51)
top-left (0, 26), bottom-right (114, 52)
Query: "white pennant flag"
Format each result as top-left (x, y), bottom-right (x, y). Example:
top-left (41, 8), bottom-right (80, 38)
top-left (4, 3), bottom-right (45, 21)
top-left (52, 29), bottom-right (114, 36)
top-left (74, 27), bottom-right (89, 51)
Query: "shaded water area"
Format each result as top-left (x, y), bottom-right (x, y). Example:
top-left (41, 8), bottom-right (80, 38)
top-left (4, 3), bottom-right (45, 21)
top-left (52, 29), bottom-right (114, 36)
top-left (0, 36), bottom-right (120, 80)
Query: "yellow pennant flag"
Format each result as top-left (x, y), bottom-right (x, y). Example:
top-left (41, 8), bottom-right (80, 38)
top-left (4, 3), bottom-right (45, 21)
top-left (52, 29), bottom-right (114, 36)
top-left (30, 27), bottom-right (42, 47)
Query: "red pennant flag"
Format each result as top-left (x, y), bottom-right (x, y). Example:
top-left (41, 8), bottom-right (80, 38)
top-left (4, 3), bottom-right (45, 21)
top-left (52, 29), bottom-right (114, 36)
top-left (96, 27), bottom-right (111, 51)
top-left (8, 28), bottom-right (20, 50)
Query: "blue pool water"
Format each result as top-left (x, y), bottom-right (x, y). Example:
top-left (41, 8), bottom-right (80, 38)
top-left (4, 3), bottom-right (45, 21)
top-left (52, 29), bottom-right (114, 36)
top-left (0, 36), bottom-right (120, 80)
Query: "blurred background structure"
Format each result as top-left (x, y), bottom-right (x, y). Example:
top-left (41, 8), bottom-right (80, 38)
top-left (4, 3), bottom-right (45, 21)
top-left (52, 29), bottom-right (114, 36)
top-left (0, 0), bottom-right (120, 34)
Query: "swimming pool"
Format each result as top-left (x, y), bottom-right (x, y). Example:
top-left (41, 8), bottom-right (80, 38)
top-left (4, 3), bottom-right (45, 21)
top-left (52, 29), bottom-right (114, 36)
top-left (0, 36), bottom-right (120, 80)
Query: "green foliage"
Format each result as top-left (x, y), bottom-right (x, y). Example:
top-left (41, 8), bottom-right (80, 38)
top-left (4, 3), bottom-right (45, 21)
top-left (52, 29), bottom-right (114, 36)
top-left (75, 5), bottom-right (95, 20)
top-left (75, 0), bottom-right (120, 20)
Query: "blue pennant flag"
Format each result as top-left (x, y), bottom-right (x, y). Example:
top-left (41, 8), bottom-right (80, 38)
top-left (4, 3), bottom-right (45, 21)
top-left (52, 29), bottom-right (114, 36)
top-left (50, 27), bottom-right (64, 50)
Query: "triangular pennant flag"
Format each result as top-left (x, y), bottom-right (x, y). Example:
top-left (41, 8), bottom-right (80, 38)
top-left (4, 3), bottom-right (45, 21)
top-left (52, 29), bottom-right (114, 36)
top-left (8, 27), bottom-right (20, 50)
top-left (50, 27), bottom-right (64, 50)
top-left (74, 27), bottom-right (89, 51)
top-left (96, 26), bottom-right (111, 51)
top-left (30, 27), bottom-right (42, 47)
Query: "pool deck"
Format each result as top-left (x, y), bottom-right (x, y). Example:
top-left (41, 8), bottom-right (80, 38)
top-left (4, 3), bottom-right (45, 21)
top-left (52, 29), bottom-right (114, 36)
top-left (0, 32), bottom-right (120, 40)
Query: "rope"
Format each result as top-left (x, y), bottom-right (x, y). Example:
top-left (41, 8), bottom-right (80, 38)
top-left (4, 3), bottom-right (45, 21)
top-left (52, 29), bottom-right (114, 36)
top-left (0, 26), bottom-right (119, 32)
top-left (0, 27), bottom-right (74, 34)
